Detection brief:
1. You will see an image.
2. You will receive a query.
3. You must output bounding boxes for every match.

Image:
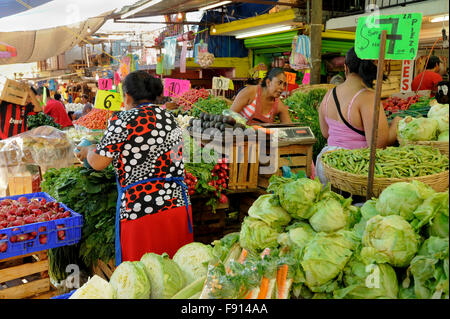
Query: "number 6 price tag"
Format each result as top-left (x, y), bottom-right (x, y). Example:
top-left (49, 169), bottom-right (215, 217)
top-left (94, 90), bottom-right (123, 111)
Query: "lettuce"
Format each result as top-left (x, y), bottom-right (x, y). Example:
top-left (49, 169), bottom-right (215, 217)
top-left (141, 252), bottom-right (186, 298)
top-left (247, 194), bottom-right (291, 229)
top-left (69, 275), bottom-right (115, 299)
top-left (361, 215), bottom-right (420, 267)
top-left (173, 242), bottom-right (215, 285)
top-left (239, 217), bottom-right (281, 253)
top-left (428, 103), bottom-right (449, 133)
top-left (277, 221), bottom-right (316, 250)
top-left (398, 116), bottom-right (439, 141)
top-left (109, 261), bottom-right (151, 299)
top-left (438, 130), bottom-right (449, 141)
top-left (277, 178), bottom-right (323, 220)
top-left (308, 197), bottom-right (348, 233)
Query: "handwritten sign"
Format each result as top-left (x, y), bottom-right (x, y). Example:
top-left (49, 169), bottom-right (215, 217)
top-left (163, 78), bottom-right (190, 97)
top-left (94, 90), bottom-right (123, 111)
top-left (355, 13), bottom-right (422, 60)
top-left (400, 60), bottom-right (414, 92)
top-left (285, 72), bottom-right (297, 85)
top-left (212, 77), bottom-right (231, 91)
top-left (258, 70), bottom-right (267, 79)
top-left (98, 78), bottom-right (113, 91)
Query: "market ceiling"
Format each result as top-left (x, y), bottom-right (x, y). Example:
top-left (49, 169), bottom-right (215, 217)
top-left (0, 0), bottom-right (53, 19)
top-left (114, 0), bottom-right (301, 19)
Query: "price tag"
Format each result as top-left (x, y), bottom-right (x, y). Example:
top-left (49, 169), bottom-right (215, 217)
top-left (355, 13), bottom-right (422, 60)
top-left (258, 70), bottom-right (267, 79)
top-left (229, 80), bottom-right (234, 90)
top-left (212, 77), bottom-right (231, 90)
top-left (285, 72), bottom-right (297, 85)
top-left (163, 78), bottom-right (190, 97)
top-left (302, 70), bottom-right (311, 85)
top-left (98, 78), bottom-right (113, 90)
top-left (94, 90), bottom-right (123, 111)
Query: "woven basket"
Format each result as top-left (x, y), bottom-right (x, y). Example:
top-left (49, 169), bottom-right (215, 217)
top-left (293, 84), bottom-right (336, 94)
top-left (322, 158), bottom-right (449, 198)
top-left (398, 138), bottom-right (449, 157)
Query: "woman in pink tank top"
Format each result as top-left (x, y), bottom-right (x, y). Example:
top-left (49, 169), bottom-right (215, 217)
top-left (316, 47), bottom-right (401, 184)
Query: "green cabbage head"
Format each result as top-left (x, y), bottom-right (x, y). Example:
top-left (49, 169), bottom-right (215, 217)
top-left (173, 242), bottom-right (214, 285)
top-left (438, 130), bottom-right (449, 141)
top-left (239, 217), bottom-right (281, 253)
top-left (248, 194), bottom-right (291, 229)
top-left (361, 215), bottom-right (419, 267)
top-left (398, 116), bottom-right (439, 141)
top-left (375, 181), bottom-right (434, 221)
top-left (277, 221), bottom-right (316, 250)
top-left (70, 275), bottom-right (115, 299)
top-left (308, 197), bottom-right (347, 233)
top-left (428, 192), bottom-right (449, 238)
top-left (278, 178), bottom-right (323, 219)
top-left (300, 230), bottom-right (359, 292)
top-left (334, 253), bottom-right (399, 299)
top-left (428, 103), bottom-right (449, 133)
top-left (140, 252), bottom-right (186, 298)
top-left (109, 261), bottom-right (151, 299)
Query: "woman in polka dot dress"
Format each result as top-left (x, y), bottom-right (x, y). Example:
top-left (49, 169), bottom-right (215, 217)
top-left (76, 71), bottom-right (193, 265)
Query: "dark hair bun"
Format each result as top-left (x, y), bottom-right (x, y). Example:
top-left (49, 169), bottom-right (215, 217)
top-left (261, 68), bottom-right (285, 88)
top-left (123, 70), bottom-right (163, 104)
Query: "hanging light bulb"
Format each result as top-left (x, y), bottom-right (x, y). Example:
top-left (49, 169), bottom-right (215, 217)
top-left (211, 25), bottom-right (217, 34)
top-left (87, 26), bottom-right (91, 33)
top-left (177, 12), bottom-right (183, 20)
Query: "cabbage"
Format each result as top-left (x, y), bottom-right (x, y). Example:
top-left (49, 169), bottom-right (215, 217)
top-left (334, 253), bottom-right (399, 299)
top-left (411, 191), bottom-right (449, 231)
top-left (438, 130), bottom-right (449, 141)
top-left (428, 194), bottom-right (449, 238)
top-left (247, 194), bottom-right (291, 229)
top-left (211, 232), bottom-right (240, 262)
top-left (109, 261), bottom-right (151, 299)
top-left (69, 275), bottom-right (115, 299)
top-left (375, 181), bottom-right (434, 221)
top-left (361, 199), bottom-right (379, 220)
top-left (277, 221), bottom-right (316, 249)
top-left (140, 252), bottom-right (186, 298)
top-left (428, 103), bottom-right (449, 133)
top-left (173, 242), bottom-right (215, 285)
top-left (361, 215), bottom-right (419, 267)
top-left (277, 178), bottom-right (323, 219)
top-left (239, 217), bottom-right (281, 253)
top-left (308, 197), bottom-right (347, 233)
top-left (300, 230), bottom-right (359, 291)
top-left (398, 116), bottom-right (439, 141)
top-left (406, 237), bottom-right (449, 299)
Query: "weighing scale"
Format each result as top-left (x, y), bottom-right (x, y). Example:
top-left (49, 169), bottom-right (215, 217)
top-left (259, 123), bottom-right (317, 146)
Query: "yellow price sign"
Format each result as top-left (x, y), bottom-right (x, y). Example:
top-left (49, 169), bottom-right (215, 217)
top-left (94, 90), bottom-right (123, 111)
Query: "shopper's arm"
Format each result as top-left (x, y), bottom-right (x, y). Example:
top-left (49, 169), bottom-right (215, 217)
top-left (359, 91), bottom-right (390, 148)
top-left (230, 86), bottom-right (255, 115)
top-left (76, 145), bottom-right (113, 171)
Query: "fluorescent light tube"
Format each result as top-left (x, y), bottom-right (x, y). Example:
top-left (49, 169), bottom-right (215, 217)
top-left (235, 26), bottom-right (293, 39)
top-left (199, 1), bottom-right (232, 12)
top-left (121, 0), bottom-right (163, 19)
top-left (431, 15), bottom-right (449, 23)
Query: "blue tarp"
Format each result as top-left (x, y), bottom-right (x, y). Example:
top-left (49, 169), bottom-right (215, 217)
top-left (0, 0), bottom-right (52, 19)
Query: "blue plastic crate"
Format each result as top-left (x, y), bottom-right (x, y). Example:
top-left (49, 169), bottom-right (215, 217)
top-left (0, 192), bottom-right (83, 260)
top-left (51, 290), bottom-right (76, 299)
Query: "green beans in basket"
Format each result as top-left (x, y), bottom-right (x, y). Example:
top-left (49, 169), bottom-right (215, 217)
top-left (322, 145), bottom-right (449, 178)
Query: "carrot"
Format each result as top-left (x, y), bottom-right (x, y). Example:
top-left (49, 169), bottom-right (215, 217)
top-left (276, 264), bottom-right (290, 299)
top-left (238, 249), bottom-right (248, 264)
top-left (256, 277), bottom-right (270, 299)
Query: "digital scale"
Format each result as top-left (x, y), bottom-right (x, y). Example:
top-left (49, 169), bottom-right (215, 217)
top-left (259, 124), bottom-right (317, 145)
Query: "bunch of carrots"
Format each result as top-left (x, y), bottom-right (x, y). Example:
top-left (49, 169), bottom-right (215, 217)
top-left (73, 109), bottom-right (111, 130)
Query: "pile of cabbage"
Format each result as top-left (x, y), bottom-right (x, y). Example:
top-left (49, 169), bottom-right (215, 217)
top-left (68, 177), bottom-right (448, 300)
top-left (237, 177), bottom-right (449, 299)
top-left (398, 103), bottom-right (449, 142)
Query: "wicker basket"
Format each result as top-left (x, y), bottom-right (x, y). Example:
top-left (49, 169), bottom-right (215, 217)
top-left (398, 138), bottom-right (449, 157)
top-left (293, 84), bottom-right (336, 94)
top-left (322, 160), bottom-right (449, 198)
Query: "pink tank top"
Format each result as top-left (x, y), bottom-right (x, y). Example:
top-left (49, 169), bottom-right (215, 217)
top-left (324, 89), bottom-right (368, 149)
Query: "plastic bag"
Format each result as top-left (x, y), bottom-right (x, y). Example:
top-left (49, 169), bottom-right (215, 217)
top-left (0, 125), bottom-right (76, 171)
top-left (290, 35), bottom-right (311, 71)
top-left (194, 41), bottom-right (208, 64)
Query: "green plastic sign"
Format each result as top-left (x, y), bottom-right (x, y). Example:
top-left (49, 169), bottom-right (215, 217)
top-left (355, 13), bottom-right (422, 60)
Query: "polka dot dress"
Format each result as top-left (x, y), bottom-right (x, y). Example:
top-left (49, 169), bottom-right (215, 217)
top-left (95, 105), bottom-right (189, 222)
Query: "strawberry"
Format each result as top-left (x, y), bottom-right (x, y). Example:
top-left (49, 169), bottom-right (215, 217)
top-left (38, 226), bottom-right (47, 232)
top-left (0, 242), bottom-right (7, 253)
top-left (10, 235), bottom-right (17, 243)
top-left (39, 234), bottom-right (47, 245)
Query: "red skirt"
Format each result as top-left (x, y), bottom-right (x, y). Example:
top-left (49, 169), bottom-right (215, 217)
top-left (119, 205), bottom-right (193, 262)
